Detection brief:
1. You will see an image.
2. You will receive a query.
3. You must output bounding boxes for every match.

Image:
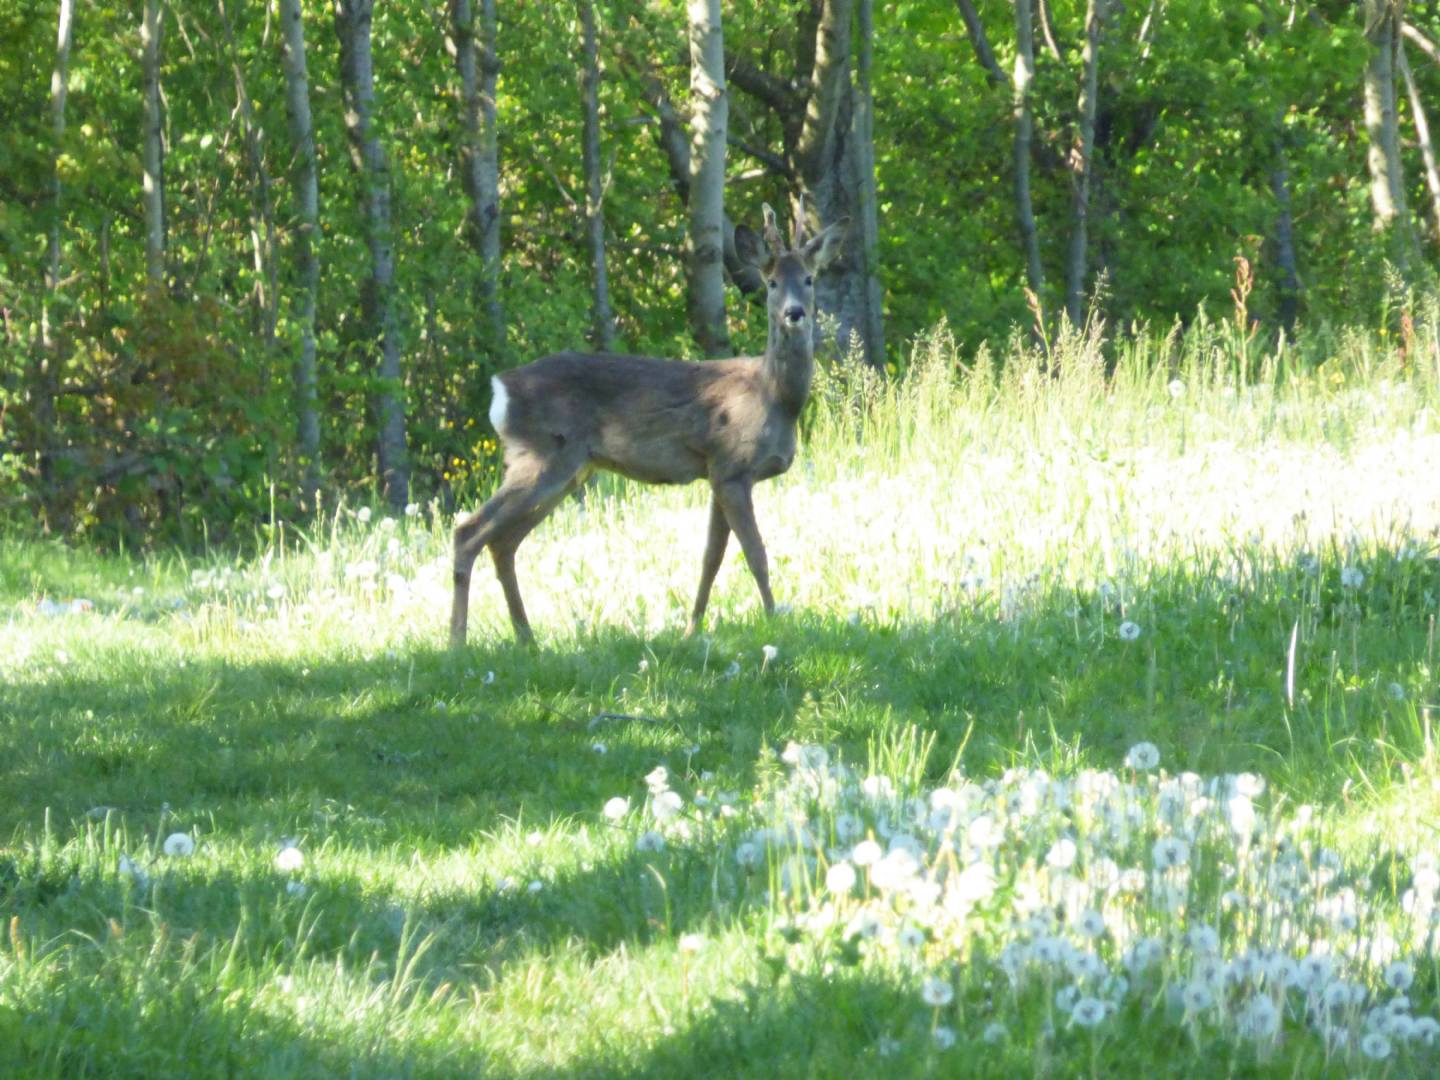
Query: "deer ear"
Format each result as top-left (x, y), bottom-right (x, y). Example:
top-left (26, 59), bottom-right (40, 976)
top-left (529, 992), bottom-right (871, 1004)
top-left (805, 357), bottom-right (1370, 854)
top-left (802, 217), bottom-right (849, 272)
top-left (733, 224), bottom-right (770, 269)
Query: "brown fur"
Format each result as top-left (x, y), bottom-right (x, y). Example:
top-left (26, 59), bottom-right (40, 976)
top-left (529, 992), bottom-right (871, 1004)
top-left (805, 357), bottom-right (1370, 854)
top-left (450, 205), bottom-right (847, 645)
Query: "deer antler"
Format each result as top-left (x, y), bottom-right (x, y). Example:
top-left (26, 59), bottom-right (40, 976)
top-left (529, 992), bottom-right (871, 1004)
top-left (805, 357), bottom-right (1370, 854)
top-left (762, 203), bottom-right (785, 254)
top-left (792, 192), bottom-right (811, 248)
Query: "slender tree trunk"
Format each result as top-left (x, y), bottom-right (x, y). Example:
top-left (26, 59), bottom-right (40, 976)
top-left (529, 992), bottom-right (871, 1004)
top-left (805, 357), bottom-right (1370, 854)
top-left (335, 0), bottom-right (408, 509)
top-left (1065, 0), bottom-right (1104, 327)
top-left (219, 0), bottom-right (277, 344)
top-left (451, 0), bottom-right (504, 358)
top-left (1013, 0), bottom-right (1045, 302)
top-left (579, 0), bottom-right (614, 351)
top-left (1269, 139), bottom-right (1301, 335)
top-left (1399, 43), bottom-right (1440, 244)
top-left (851, 0), bottom-right (884, 367)
top-left (279, 0), bottom-right (322, 504)
top-left (685, 0), bottom-right (730, 357)
top-left (142, 0), bottom-right (166, 288)
top-left (638, 62), bottom-right (763, 297)
top-left (35, 0), bottom-right (74, 507)
top-left (1363, 1), bottom-right (1413, 264)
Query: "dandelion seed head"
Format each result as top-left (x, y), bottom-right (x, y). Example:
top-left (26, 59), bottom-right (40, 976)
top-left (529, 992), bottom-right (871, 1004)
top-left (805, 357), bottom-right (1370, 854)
top-left (1125, 741), bottom-right (1161, 770)
top-left (603, 796), bottom-right (631, 821)
top-left (274, 845), bottom-right (304, 873)
top-left (1070, 996), bottom-right (1108, 1028)
top-left (1118, 620), bottom-right (1142, 641)
top-left (921, 976), bottom-right (955, 1007)
top-left (932, 1025), bottom-right (957, 1050)
top-left (162, 833), bottom-right (195, 858)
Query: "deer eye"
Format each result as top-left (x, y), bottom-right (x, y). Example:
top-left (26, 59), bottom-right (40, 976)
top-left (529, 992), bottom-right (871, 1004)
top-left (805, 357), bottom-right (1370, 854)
top-left (805, 276), bottom-right (814, 287)
top-left (767, 279), bottom-right (777, 290)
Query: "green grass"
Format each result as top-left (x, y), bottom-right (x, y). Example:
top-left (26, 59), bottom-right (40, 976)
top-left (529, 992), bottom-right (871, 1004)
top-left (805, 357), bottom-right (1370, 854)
top-left (3, 314), bottom-right (1440, 1077)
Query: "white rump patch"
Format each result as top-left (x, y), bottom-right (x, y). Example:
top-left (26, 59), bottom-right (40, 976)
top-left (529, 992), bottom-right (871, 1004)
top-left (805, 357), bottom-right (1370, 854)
top-left (488, 376), bottom-right (509, 434)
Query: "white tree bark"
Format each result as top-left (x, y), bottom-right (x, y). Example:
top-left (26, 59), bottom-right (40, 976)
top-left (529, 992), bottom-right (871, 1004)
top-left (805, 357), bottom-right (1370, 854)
top-left (142, 0), bottom-right (166, 288)
top-left (335, 0), bottom-right (409, 509)
top-left (686, 0), bottom-right (730, 357)
top-left (852, 0), bottom-right (884, 366)
top-left (1363, 1), bottom-right (1414, 264)
top-left (1013, 0), bottom-right (1044, 302)
top-left (36, 0), bottom-right (74, 498)
top-left (279, 0), bottom-right (322, 504)
top-left (1065, 0), bottom-right (1104, 327)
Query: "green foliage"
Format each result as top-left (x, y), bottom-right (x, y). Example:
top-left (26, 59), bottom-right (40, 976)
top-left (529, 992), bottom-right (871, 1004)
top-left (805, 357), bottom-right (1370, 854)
top-left (2, 0), bottom-right (1439, 541)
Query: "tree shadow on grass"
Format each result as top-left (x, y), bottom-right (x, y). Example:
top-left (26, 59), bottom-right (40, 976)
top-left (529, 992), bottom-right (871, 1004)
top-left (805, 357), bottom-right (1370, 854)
top-left (2, 538), bottom-right (1435, 846)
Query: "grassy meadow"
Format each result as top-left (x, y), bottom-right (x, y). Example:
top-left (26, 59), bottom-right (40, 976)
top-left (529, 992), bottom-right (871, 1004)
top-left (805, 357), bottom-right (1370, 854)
top-left (4, 312), bottom-right (1440, 1077)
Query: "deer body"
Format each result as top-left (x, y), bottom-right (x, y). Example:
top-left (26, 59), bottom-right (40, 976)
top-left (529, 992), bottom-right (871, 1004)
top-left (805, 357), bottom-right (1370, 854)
top-left (450, 205), bottom-right (844, 645)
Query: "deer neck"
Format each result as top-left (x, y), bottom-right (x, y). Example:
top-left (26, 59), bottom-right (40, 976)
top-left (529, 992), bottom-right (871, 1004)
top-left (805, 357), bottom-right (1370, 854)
top-left (762, 326), bottom-right (814, 418)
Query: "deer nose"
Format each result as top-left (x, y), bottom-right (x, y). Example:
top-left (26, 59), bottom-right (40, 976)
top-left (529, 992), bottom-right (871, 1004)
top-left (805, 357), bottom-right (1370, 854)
top-left (784, 304), bottom-right (806, 324)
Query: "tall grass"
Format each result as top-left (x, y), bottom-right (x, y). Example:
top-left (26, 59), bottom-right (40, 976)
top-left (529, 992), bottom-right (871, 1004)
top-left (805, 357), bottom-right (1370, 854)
top-left (2, 310), bottom-right (1440, 1077)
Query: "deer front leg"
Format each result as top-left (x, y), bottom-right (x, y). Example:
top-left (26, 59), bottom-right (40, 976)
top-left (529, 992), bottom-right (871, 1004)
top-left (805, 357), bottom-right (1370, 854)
top-left (713, 479), bottom-right (775, 617)
top-left (687, 493), bottom-right (731, 637)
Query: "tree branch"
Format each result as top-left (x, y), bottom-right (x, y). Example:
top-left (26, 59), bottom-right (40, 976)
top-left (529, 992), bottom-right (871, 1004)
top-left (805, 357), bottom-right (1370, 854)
top-left (725, 52), bottom-right (801, 117)
top-left (953, 0), bottom-right (1006, 87)
top-left (795, 0), bottom-right (856, 179)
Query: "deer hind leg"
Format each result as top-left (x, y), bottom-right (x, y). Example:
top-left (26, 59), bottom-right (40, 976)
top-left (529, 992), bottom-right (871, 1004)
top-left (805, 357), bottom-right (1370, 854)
top-left (713, 479), bottom-right (775, 616)
top-left (686, 493), bottom-right (731, 637)
top-left (449, 451), bottom-right (587, 646)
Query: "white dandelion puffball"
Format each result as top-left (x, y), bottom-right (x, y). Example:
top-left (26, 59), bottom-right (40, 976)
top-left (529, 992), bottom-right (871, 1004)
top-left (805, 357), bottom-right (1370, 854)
top-left (1360, 1032), bottom-right (1392, 1060)
top-left (761, 644), bottom-right (779, 663)
top-left (678, 932), bottom-right (704, 954)
top-left (1045, 837), bottom-right (1078, 870)
top-left (635, 830), bottom-right (666, 852)
top-left (275, 846), bottom-right (304, 873)
top-left (1070, 997), bottom-right (1108, 1028)
top-left (1340, 566), bottom-right (1365, 589)
top-left (162, 832), bottom-right (195, 857)
top-left (356, 506), bottom-right (372, 524)
top-left (1118, 620), bottom-right (1142, 641)
top-left (982, 1022), bottom-right (1007, 1044)
top-left (645, 765), bottom-right (670, 793)
top-left (1152, 836), bottom-right (1190, 870)
top-left (852, 839), bottom-right (884, 867)
top-left (285, 880), bottom-right (308, 898)
top-left (933, 1026), bottom-right (957, 1050)
top-left (1167, 379), bottom-right (1186, 399)
top-left (921, 976), bottom-right (955, 1007)
top-left (603, 796), bottom-right (631, 821)
top-left (1384, 961), bottom-right (1415, 992)
top-left (1125, 741), bottom-right (1160, 770)
top-left (825, 862), bottom-right (858, 895)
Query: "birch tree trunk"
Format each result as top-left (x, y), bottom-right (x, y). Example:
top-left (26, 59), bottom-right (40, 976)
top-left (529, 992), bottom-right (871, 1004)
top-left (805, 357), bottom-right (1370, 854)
top-left (279, 0), bottom-right (322, 504)
top-left (851, 0), bottom-right (884, 367)
top-left (1363, 1), bottom-right (1413, 264)
top-left (1065, 0), bottom-right (1104, 327)
top-left (1013, 0), bottom-right (1045, 302)
top-left (685, 0), bottom-right (730, 357)
top-left (335, 0), bottom-right (409, 510)
top-left (579, 0), bottom-right (614, 351)
top-left (142, 0), bottom-right (166, 288)
top-left (452, 0), bottom-right (504, 358)
top-left (1399, 43), bottom-right (1440, 244)
top-left (36, 0), bottom-right (74, 502)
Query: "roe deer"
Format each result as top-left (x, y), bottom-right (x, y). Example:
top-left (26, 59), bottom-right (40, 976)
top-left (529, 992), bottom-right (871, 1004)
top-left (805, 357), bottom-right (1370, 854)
top-left (449, 202), bottom-right (847, 645)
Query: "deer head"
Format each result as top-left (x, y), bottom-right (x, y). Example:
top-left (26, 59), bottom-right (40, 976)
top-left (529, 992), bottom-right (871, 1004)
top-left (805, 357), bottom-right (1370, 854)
top-left (733, 201), bottom-right (848, 344)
